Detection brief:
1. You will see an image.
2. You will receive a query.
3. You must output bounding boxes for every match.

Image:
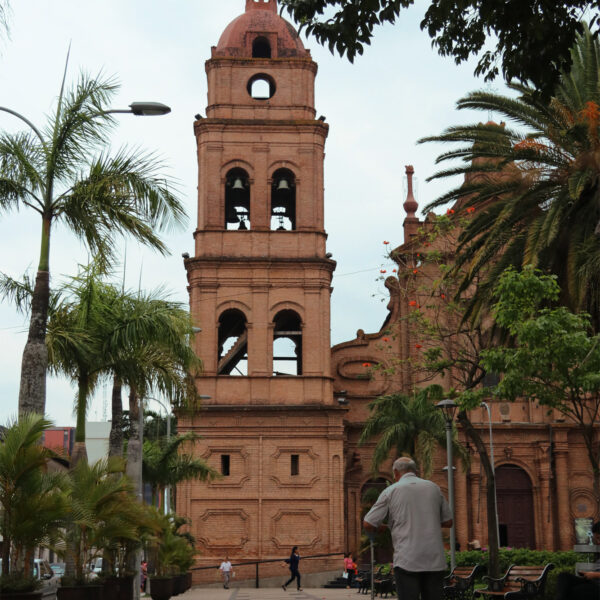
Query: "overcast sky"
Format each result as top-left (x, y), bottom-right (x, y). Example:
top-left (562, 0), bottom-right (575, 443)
top-left (0, 0), bottom-right (494, 425)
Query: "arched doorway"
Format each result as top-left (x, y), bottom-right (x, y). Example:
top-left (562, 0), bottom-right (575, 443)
top-left (496, 464), bottom-right (536, 548)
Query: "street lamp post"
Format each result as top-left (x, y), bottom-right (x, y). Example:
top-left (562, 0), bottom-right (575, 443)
top-left (481, 401), bottom-right (500, 545)
top-left (436, 398), bottom-right (458, 570)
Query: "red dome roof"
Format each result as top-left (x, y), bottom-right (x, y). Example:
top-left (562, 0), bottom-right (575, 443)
top-left (215, 1), bottom-right (308, 58)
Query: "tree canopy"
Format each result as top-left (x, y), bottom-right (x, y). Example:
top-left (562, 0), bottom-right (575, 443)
top-left (420, 26), bottom-right (600, 328)
top-left (280, 0), bottom-right (599, 97)
top-left (482, 266), bottom-right (600, 499)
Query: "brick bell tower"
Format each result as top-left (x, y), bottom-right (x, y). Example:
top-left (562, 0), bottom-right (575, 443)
top-left (180, 0), bottom-right (345, 581)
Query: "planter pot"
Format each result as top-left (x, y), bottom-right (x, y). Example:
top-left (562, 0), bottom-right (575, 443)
top-left (102, 578), bottom-right (119, 600)
top-left (118, 576), bottom-right (134, 600)
top-left (109, 576), bottom-right (133, 600)
top-left (185, 572), bottom-right (192, 591)
top-left (173, 575), bottom-right (186, 596)
top-left (57, 585), bottom-right (102, 600)
top-left (149, 577), bottom-right (173, 600)
top-left (0, 593), bottom-right (43, 600)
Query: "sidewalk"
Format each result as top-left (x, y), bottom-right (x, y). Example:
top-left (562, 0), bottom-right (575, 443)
top-left (171, 586), bottom-right (367, 600)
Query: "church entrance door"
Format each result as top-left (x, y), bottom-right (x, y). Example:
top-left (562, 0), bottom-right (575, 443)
top-left (496, 464), bottom-right (535, 548)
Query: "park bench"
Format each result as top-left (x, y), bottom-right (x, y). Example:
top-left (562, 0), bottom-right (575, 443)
top-left (474, 564), bottom-right (554, 599)
top-left (443, 564), bottom-right (482, 599)
top-left (355, 566), bottom-right (383, 594)
top-left (374, 571), bottom-right (395, 597)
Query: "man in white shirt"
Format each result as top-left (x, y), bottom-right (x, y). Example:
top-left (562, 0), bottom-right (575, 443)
top-left (219, 556), bottom-right (234, 589)
top-left (363, 456), bottom-right (453, 600)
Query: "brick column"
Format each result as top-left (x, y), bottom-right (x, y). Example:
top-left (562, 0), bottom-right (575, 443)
top-left (469, 473), bottom-right (483, 543)
top-left (554, 446), bottom-right (572, 549)
top-left (538, 473), bottom-right (554, 550)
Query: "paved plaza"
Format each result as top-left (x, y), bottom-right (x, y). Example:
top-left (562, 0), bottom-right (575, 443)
top-left (174, 587), bottom-right (369, 600)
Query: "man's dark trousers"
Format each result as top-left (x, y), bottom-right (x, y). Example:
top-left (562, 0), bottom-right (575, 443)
top-left (393, 567), bottom-right (444, 600)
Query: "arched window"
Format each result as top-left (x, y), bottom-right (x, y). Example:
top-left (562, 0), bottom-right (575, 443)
top-left (225, 168), bottom-right (250, 230)
top-left (218, 309), bottom-right (248, 375)
top-left (252, 36), bottom-right (271, 59)
top-left (273, 310), bottom-right (302, 375)
top-left (271, 168), bottom-right (296, 230)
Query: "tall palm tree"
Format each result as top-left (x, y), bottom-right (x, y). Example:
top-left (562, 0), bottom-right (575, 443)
top-left (142, 433), bottom-right (218, 512)
top-left (358, 385), bottom-right (468, 477)
top-left (0, 69), bottom-right (185, 418)
top-left (420, 25), bottom-right (600, 327)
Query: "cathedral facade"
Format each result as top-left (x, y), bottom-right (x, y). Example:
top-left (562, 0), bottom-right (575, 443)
top-left (178, 0), bottom-right (598, 583)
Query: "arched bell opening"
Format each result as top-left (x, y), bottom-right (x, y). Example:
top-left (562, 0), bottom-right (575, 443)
top-left (252, 36), bottom-right (271, 59)
top-left (273, 310), bottom-right (302, 375)
top-left (218, 309), bottom-right (248, 375)
top-left (270, 168), bottom-right (296, 231)
top-left (225, 168), bottom-right (251, 230)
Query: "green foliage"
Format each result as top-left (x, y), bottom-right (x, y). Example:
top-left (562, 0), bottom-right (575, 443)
top-left (0, 573), bottom-right (40, 593)
top-left (146, 511), bottom-right (195, 576)
top-left (421, 26), bottom-right (600, 328)
top-left (358, 385), bottom-right (469, 477)
top-left (0, 414), bottom-right (66, 579)
top-left (0, 68), bottom-right (186, 417)
top-left (482, 267), bottom-right (600, 495)
top-left (280, 0), bottom-right (599, 97)
top-left (62, 457), bottom-right (139, 584)
top-left (142, 432), bottom-right (219, 512)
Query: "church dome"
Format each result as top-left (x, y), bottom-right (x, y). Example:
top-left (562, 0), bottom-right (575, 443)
top-left (214, 0), bottom-right (308, 59)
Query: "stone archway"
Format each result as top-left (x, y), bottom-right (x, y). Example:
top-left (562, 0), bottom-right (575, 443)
top-left (496, 464), bottom-right (536, 548)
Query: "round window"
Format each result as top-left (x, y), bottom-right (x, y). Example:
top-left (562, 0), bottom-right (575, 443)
top-left (247, 73), bottom-right (276, 100)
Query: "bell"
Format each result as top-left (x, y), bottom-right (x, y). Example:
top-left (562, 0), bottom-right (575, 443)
top-left (238, 218), bottom-right (248, 230)
top-left (276, 178), bottom-right (290, 192)
top-left (232, 178), bottom-right (245, 191)
top-left (225, 204), bottom-right (240, 224)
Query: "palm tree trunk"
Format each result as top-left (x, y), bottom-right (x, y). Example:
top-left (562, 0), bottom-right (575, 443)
top-left (18, 269), bottom-right (50, 418)
top-left (1, 512), bottom-right (10, 575)
top-left (71, 372), bottom-right (89, 465)
top-left (109, 377), bottom-right (124, 457)
top-left (125, 388), bottom-right (143, 600)
top-left (457, 411), bottom-right (500, 578)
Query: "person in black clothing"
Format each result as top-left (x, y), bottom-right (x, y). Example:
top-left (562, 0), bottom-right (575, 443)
top-left (282, 546), bottom-right (302, 591)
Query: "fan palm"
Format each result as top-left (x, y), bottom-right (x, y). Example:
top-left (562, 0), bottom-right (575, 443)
top-left (420, 25), bottom-right (600, 327)
top-left (142, 433), bottom-right (218, 512)
top-left (358, 385), bottom-right (468, 477)
top-left (0, 69), bottom-right (185, 418)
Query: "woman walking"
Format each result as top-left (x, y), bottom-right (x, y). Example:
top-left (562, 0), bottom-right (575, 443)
top-left (282, 546), bottom-right (302, 591)
top-left (343, 553), bottom-right (354, 589)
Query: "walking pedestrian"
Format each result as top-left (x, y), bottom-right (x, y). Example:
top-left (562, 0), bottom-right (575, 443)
top-left (140, 560), bottom-right (148, 593)
top-left (363, 456), bottom-right (453, 600)
top-left (282, 546), bottom-right (302, 591)
top-left (343, 553), bottom-right (354, 588)
top-left (219, 555), bottom-right (234, 589)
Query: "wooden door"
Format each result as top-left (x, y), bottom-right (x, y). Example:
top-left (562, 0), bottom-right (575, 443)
top-left (496, 465), bottom-right (536, 548)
